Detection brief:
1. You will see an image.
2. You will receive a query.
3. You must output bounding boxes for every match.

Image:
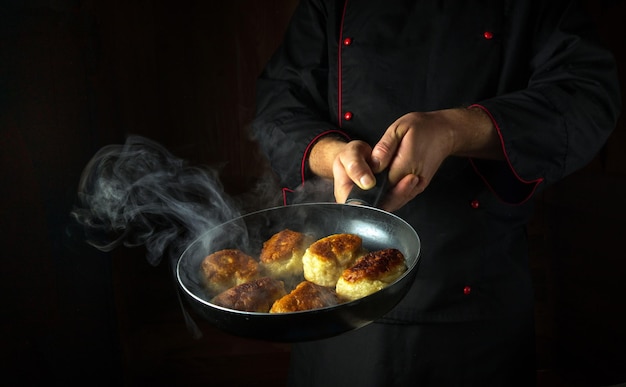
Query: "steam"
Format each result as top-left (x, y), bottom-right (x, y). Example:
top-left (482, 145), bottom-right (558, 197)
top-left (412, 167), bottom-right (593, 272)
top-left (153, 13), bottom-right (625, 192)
top-left (70, 135), bottom-right (335, 337)
top-left (71, 135), bottom-right (244, 266)
top-left (71, 135), bottom-right (278, 338)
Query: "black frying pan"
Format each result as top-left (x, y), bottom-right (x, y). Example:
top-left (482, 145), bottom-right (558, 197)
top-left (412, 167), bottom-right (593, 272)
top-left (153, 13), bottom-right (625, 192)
top-left (176, 173), bottom-right (421, 342)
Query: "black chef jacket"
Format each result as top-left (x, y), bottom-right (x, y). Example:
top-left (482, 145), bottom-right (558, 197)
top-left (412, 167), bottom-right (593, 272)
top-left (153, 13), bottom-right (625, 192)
top-left (253, 0), bottom-right (619, 322)
top-left (251, 0), bottom-right (620, 384)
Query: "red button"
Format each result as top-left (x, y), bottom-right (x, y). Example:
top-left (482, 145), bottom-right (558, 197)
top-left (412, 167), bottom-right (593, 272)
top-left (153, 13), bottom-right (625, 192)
top-left (470, 199), bottom-right (480, 209)
top-left (343, 37), bottom-right (353, 46)
top-left (463, 286), bottom-right (472, 295)
top-left (483, 31), bottom-right (494, 40)
top-left (343, 111), bottom-right (353, 121)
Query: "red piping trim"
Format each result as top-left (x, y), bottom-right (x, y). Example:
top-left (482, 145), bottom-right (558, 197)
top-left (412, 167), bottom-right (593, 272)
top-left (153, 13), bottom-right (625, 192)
top-left (284, 1), bottom-right (350, 208)
top-left (337, 0), bottom-right (349, 128)
top-left (468, 104), bottom-right (544, 205)
top-left (281, 130), bottom-right (350, 207)
top-left (281, 187), bottom-right (294, 206)
top-left (469, 160), bottom-right (541, 205)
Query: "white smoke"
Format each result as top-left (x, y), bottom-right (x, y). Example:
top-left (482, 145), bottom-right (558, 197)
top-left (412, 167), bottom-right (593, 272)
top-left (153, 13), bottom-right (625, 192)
top-left (71, 135), bottom-right (243, 266)
top-left (70, 135), bottom-right (336, 337)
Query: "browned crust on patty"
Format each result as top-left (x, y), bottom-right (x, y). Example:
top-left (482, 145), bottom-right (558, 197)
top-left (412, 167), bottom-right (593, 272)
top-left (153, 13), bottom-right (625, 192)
top-left (210, 277), bottom-right (286, 312)
top-left (307, 233), bottom-right (362, 264)
top-left (260, 229), bottom-right (309, 263)
top-left (201, 249), bottom-right (259, 294)
top-left (270, 281), bottom-right (339, 313)
top-left (341, 248), bottom-right (406, 283)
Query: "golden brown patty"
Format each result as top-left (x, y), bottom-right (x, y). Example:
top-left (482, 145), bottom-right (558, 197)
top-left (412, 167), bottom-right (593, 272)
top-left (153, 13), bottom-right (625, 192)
top-left (201, 249), bottom-right (260, 296)
top-left (270, 281), bottom-right (340, 313)
top-left (259, 229), bottom-right (312, 285)
top-left (260, 229), bottom-right (310, 264)
top-left (336, 248), bottom-right (407, 301)
top-left (302, 233), bottom-right (365, 287)
top-left (210, 277), bottom-right (287, 312)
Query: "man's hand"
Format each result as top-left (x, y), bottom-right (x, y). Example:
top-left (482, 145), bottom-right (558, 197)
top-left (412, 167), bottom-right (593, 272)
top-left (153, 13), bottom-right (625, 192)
top-left (309, 107), bottom-right (501, 212)
top-left (372, 107), bottom-right (502, 211)
top-left (309, 137), bottom-right (377, 204)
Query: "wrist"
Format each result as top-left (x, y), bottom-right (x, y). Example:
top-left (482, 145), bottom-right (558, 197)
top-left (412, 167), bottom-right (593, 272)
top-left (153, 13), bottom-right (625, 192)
top-left (309, 136), bottom-right (348, 179)
top-left (447, 107), bottom-right (502, 160)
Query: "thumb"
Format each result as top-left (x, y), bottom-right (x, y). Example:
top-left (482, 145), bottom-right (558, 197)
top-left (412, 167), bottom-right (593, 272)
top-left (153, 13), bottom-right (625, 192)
top-left (371, 129), bottom-right (401, 172)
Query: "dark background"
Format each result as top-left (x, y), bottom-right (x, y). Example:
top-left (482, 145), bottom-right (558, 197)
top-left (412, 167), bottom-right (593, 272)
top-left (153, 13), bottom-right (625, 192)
top-left (1, 1), bottom-right (625, 386)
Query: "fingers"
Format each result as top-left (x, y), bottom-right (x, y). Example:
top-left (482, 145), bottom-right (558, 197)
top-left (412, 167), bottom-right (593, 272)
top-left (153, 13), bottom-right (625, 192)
top-left (335, 119), bottom-right (413, 208)
top-left (332, 158), bottom-right (356, 203)
top-left (332, 140), bottom-right (375, 203)
top-left (331, 112), bottom-right (446, 209)
top-left (379, 173), bottom-right (424, 212)
top-left (338, 140), bottom-right (375, 189)
top-left (371, 119), bottom-right (405, 174)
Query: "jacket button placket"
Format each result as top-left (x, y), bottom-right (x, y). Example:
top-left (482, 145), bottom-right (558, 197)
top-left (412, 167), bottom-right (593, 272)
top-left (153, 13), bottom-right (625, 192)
top-left (341, 36), bottom-right (354, 124)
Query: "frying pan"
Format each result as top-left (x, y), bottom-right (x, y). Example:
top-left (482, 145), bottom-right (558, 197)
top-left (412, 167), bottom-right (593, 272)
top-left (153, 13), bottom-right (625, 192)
top-left (176, 174), bottom-right (421, 342)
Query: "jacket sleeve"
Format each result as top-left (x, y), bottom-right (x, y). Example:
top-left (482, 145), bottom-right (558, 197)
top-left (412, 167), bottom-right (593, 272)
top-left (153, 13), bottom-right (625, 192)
top-left (472, 0), bottom-right (621, 204)
top-left (251, 0), bottom-right (348, 193)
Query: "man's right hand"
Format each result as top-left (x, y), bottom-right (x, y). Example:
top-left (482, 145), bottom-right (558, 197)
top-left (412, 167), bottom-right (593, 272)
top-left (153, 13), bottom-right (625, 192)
top-left (309, 137), bottom-right (378, 205)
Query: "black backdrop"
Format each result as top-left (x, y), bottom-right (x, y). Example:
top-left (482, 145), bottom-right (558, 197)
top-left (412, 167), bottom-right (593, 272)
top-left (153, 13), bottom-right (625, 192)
top-left (1, 1), bottom-right (625, 386)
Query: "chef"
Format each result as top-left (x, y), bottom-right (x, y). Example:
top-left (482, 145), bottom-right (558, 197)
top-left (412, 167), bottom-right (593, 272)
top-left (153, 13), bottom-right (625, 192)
top-left (251, 0), bottom-right (621, 385)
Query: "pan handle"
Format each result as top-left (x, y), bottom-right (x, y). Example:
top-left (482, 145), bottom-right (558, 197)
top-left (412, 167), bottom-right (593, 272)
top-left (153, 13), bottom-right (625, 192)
top-left (345, 169), bottom-right (389, 207)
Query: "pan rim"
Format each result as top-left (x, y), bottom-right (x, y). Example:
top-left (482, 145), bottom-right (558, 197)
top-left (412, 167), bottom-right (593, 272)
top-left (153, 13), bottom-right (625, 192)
top-left (176, 202), bottom-right (421, 316)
